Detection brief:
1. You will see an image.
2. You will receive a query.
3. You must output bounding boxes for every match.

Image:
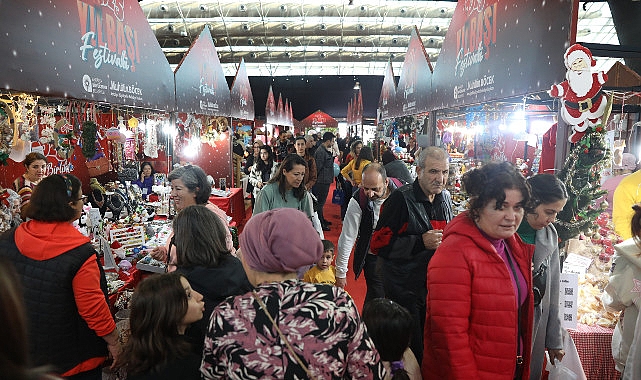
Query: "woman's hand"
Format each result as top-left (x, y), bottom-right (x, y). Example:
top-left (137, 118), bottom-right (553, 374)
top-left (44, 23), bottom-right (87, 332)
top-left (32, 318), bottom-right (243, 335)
top-left (257, 181), bottom-right (263, 189)
top-left (150, 246), bottom-right (167, 261)
top-left (547, 348), bottom-right (565, 364)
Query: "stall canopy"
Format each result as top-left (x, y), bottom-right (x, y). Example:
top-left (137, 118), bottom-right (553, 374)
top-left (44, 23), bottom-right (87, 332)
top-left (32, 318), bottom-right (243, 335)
top-left (347, 89), bottom-right (363, 126)
top-left (230, 58), bottom-right (255, 120)
top-left (604, 61), bottom-right (641, 106)
top-left (379, 61), bottom-right (398, 120)
top-left (396, 26), bottom-right (433, 116)
top-left (430, 1), bottom-right (573, 111)
top-left (0, 0), bottom-right (175, 110)
top-left (175, 26), bottom-right (231, 116)
top-left (300, 110), bottom-right (338, 130)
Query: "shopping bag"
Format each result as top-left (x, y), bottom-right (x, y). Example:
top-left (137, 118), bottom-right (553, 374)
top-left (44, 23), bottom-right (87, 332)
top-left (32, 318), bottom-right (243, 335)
top-left (332, 188), bottom-right (345, 205)
top-left (547, 352), bottom-right (578, 380)
top-left (86, 156), bottom-right (111, 177)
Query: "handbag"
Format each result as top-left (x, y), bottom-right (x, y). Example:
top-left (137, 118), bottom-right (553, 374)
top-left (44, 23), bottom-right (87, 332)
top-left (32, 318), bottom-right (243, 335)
top-left (332, 188), bottom-right (345, 205)
top-left (86, 155), bottom-right (110, 177)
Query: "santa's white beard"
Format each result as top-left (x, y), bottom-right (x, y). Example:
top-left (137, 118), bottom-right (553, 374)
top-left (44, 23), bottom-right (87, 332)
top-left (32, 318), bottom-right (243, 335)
top-left (566, 69), bottom-right (592, 97)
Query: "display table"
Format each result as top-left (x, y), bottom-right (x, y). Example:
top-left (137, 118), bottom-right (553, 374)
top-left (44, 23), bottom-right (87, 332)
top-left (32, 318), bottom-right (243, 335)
top-left (567, 323), bottom-right (620, 380)
top-left (209, 188), bottom-right (246, 228)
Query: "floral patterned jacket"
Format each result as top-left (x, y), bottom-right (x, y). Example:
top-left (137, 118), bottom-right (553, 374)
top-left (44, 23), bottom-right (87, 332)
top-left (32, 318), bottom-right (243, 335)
top-left (201, 279), bottom-right (384, 379)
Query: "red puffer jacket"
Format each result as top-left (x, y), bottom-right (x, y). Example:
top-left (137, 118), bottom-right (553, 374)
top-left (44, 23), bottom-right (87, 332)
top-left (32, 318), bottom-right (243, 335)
top-left (422, 212), bottom-right (534, 380)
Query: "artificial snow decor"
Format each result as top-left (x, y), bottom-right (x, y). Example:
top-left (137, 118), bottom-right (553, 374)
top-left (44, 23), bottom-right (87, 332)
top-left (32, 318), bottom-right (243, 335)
top-left (549, 44), bottom-right (609, 143)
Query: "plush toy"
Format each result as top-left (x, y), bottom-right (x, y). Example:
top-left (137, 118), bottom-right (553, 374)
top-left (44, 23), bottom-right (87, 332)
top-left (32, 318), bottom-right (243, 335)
top-left (548, 43), bottom-right (608, 143)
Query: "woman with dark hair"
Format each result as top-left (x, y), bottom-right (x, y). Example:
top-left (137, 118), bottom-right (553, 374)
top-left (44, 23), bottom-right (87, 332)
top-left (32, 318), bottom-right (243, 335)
top-left (603, 204), bottom-right (641, 378)
top-left (151, 164), bottom-right (234, 264)
top-left (0, 174), bottom-right (120, 379)
top-left (248, 145), bottom-right (278, 203)
top-left (172, 205), bottom-right (252, 347)
top-left (0, 258), bottom-right (61, 379)
top-left (344, 139), bottom-right (363, 165)
top-left (423, 161), bottom-right (535, 380)
top-left (254, 153), bottom-right (313, 219)
top-left (13, 152), bottom-right (47, 211)
top-left (116, 272), bottom-right (204, 380)
top-left (363, 298), bottom-right (422, 380)
top-left (341, 145), bottom-right (374, 187)
top-left (201, 208), bottom-right (384, 379)
top-left (132, 161), bottom-right (155, 199)
top-left (517, 174), bottom-right (567, 380)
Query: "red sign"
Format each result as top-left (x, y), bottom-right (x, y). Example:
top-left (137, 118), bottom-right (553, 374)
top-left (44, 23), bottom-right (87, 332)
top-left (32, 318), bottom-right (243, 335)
top-left (0, 0), bottom-right (174, 110)
top-left (379, 62), bottom-right (398, 120)
top-left (430, 0), bottom-right (573, 110)
top-left (230, 58), bottom-right (255, 120)
top-left (265, 86), bottom-right (277, 125)
top-left (175, 26), bottom-right (231, 116)
top-left (396, 27), bottom-right (433, 116)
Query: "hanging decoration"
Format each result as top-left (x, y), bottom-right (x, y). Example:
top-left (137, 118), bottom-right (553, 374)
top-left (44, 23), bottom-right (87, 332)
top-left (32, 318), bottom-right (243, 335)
top-left (0, 101), bottom-right (15, 165)
top-left (53, 118), bottom-right (75, 160)
top-left (81, 120), bottom-right (98, 159)
top-left (554, 93), bottom-right (613, 242)
top-left (548, 43), bottom-right (609, 143)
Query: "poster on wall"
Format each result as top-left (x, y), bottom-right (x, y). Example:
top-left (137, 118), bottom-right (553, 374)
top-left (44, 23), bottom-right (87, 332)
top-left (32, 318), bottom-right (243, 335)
top-left (0, 0), bottom-right (175, 110)
top-left (175, 26), bottom-right (231, 116)
top-left (396, 27), bottom-right (433, 116)
top-left (430, 0), bottom-right (573, 110)
top-left (230, 58), bottom-right (255, 121)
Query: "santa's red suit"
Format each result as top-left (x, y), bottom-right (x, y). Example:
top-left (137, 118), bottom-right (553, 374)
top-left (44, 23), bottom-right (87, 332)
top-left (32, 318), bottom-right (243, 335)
top-left (549, 44), bottom-right (608, 143)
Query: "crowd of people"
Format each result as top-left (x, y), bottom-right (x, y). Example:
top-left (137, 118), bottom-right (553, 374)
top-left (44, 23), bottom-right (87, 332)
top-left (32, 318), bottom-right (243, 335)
top-left (3, 130), bottom-right (640, 380)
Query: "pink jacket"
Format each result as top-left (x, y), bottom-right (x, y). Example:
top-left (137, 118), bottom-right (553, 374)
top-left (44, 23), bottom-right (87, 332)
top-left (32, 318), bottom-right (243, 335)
top-left (422, 212), bottom-right (534, 380)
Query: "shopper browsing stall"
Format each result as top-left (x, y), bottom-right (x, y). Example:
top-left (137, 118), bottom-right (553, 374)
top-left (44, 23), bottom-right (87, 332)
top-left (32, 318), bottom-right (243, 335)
top-left (248, 145), bottom-right (278, 204)
top-left (116, 273), bottom-right (204, 380)
top-left (0, 174), bottom-right (120, 379)
top-left (151, 165), bottom-right (234, 265)
top-left (516, 174), bottom-right (567, 380)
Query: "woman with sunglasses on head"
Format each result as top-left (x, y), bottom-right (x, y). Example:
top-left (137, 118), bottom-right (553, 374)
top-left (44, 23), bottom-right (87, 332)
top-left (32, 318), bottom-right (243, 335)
top-left (0, 174), bottom-right (120, 380)
top-left (116, 273), bottom-right (204, 380)
top-left (516, 174), bottom-right (568, 379)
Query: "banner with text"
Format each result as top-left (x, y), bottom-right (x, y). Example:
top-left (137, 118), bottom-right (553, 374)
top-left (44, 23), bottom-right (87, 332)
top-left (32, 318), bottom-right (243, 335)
top-left (0, 0), bottom-right (174, 110)
top-left (175, 26), bottom-right (231, 116)
top-left (396, 26), bottom-right (433, 116)
top-left (430, 0), bottom-right (573, 110)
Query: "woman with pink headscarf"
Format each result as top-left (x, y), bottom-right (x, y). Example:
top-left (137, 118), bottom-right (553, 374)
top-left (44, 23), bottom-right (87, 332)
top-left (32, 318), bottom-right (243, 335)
top-left (201, 208), bottom-right (384, 379)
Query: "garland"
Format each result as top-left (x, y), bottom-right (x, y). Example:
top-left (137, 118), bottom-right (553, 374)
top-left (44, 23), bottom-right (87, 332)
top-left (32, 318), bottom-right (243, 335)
top-left (81, 120), bottom-right (98, 159)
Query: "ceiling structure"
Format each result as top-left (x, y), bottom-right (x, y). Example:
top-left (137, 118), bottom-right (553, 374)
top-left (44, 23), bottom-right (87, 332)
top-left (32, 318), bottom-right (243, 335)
top-left (139, 1), bottom-right (626, 119)
top-left (141, 0), bottom-right (621, 76)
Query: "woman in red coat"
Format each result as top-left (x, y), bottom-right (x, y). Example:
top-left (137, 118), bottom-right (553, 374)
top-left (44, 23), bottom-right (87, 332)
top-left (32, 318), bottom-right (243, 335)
top-left (422, 161), bottom-right (535, 380)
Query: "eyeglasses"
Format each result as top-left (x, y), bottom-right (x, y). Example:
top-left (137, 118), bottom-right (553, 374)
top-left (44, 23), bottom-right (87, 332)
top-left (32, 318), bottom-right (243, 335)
top-left (75, 195), bottom-right (88, 204)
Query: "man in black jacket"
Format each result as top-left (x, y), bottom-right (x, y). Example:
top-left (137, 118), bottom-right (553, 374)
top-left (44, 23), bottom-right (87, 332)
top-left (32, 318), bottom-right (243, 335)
top-left (370, 146), bottom-right (453, 364)
top-left (312, 131), bottom-right (335, 231)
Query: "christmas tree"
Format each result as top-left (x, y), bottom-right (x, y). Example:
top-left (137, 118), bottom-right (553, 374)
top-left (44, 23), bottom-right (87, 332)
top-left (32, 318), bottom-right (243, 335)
top-left (554, 94), bottom-right (612, 242)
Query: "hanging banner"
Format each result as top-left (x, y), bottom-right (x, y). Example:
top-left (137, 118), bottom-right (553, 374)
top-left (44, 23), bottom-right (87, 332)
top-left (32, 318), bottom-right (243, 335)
top-left (396, 27), bottom-right (433, 116)
top-left (265, 85), bottom-right (276, 125)
top-left (379, 61), bottom-right (398, 120)
top-left (230, 58), bottom-right (255, 120)
top-left (430, 0), bottom-right (573, 110)
top-left (277, 94), bottom-right (284, 126)
top-left (0, 0), bottom-right (174, 110)
top-left (175, 26), bottom-right (231, 116)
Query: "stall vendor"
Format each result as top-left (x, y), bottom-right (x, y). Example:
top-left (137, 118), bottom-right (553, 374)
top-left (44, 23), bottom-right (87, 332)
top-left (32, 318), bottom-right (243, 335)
top-left (13, 152), bottom-right (47, 211)
top-left (132, 161), bottom-right (155, 199)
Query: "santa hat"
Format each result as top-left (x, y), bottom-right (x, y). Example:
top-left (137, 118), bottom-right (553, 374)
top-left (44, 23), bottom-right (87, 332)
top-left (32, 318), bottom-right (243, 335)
top-left (564, 44), bottom-right (596, 69)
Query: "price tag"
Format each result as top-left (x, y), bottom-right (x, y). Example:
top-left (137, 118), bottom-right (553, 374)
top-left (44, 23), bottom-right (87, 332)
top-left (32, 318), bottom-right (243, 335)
top-left (559, 273), bottom-right (578, 329)
top-left (562, 253), bottom-right (593, 274)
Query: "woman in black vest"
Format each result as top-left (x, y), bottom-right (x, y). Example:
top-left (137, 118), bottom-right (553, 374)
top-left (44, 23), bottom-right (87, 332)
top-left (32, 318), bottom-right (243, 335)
top-left (0, 174), bottom-right (120, 379)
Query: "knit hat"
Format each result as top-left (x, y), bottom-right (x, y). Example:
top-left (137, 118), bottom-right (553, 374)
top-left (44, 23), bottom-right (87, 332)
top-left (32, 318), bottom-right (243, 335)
top-left (240, 208), bottom-right (323, 273)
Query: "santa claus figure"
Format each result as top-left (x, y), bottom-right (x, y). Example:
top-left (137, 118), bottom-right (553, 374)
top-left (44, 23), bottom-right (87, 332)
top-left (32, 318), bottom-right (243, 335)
top-left (549, 43), bottom-right (608, 143)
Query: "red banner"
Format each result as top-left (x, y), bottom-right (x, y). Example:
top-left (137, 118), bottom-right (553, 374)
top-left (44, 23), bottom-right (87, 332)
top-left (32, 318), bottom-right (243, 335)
top-left (379, 61), bottom-right (398, 120)
top-left (265, 86), bottom-right (276, 125)
top-left (0, 0), bottom-right (174, 110)
top-left (396, 27), bottom-right (433, 116)
top-left (430, 0), bottom-right (573, 110)
top-left (230, 58), bottom-right (255, 120)
top-left (175, 26), bottom-right (230, 116)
